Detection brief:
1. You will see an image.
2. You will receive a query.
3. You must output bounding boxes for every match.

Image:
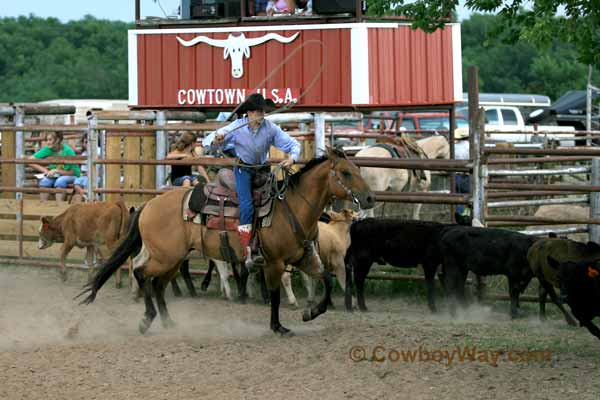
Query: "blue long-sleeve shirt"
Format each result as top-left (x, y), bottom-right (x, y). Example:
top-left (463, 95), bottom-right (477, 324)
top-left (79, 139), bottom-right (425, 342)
top-left (217, 117), bottom-right (301, 165)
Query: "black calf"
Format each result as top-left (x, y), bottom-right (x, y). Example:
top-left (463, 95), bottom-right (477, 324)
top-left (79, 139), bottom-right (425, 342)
top-left (344, 219), bottom-right (448, 313)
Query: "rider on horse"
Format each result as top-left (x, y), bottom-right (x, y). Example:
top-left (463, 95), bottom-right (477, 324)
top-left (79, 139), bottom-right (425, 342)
top-left (214, 93), bottom-right (301, 270)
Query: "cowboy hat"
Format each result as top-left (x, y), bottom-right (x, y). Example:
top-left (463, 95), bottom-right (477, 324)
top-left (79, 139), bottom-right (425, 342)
top-left (237, 93), bottom-right (277, 114)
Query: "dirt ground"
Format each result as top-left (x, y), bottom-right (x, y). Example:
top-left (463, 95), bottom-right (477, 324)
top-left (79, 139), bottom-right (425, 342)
top-left (1, 266), bottom-right (599, 400)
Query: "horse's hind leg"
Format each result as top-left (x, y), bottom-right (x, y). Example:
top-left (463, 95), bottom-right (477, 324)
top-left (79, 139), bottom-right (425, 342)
top-left (201, 259), bottom-right (216, 291)
top-left (134, 268), bottom-right (156, 334)
top-left (153, 275), bottom-right (176, 329)
top-left (171, 277), bottom-right (183, 297)
top-left (180, 259), bottom-right (197, 297)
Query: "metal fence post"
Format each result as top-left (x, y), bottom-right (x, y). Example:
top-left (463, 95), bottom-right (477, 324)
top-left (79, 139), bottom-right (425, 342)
top-left (314, 113), bottom-right (326, 157)
top-left (15, 107), bottom-right (24, 201)
top-left (590, 158), bottom-right (600, 244)
top-left (155, 111), bottom-right (167, 188)
top-left (15, 106), bottom-right (24, 258)
top-left (86, 113), bottom-right (98, 201)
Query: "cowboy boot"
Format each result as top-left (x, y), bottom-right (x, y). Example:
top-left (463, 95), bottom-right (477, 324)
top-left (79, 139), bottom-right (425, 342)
top-left (237, 224), bottom-right (264, 273)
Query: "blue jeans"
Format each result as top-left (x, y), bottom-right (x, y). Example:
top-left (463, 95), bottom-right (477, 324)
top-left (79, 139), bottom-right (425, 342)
top-left (455, 174), bottom-right (471, 215)
top-left (39, 175), bottom-right (77, 188)
top-left (173, 175), bottom-right (196, 186)
top-left (234, 166), bottom-right (257, 225)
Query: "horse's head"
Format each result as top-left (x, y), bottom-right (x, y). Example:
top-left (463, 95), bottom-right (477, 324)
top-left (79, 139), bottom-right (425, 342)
top-left (326, 147), bottom-right (375, 209)
top-left (327, 208), bottom-right (358, 223)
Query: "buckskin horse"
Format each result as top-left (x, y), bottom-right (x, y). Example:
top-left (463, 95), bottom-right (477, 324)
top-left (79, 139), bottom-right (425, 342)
top-left (78, 148), bottom-right (374, 335)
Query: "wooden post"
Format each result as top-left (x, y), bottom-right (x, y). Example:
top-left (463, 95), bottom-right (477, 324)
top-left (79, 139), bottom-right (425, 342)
top-left (449, 105), bottom-right (456, 223)
top-left (135, 0), bottom-right (141, 22)
top-left (590, 158), bottom-right (600, 244)
top-left (124, 135), bottom-right (142, 203)
top-left (468, 66), bottom-right (486, 226)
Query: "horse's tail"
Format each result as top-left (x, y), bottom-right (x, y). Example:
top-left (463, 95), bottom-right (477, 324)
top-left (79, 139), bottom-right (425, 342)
top-left (76, 205), bottom-right (145, 305)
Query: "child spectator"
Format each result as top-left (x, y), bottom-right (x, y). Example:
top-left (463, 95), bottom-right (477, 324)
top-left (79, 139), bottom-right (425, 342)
top-left (73, 133), bottom-right (101, 202)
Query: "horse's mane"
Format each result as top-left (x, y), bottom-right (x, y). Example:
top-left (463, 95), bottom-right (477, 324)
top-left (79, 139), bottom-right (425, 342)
top-left (289, 148), bottom-right (347, 186)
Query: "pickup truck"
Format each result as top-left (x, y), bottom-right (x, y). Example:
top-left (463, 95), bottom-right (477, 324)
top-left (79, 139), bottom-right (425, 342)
top-left (457, 105), bottom-right (576, 145)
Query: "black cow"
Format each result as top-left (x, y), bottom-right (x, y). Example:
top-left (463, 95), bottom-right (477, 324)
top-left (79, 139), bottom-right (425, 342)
top-left (547, 257), bottom-right (600, 340)
top-left (344, 219), bottom-right (449, 313)
top-left (439, 226), bottom-right (537, 318)
top-left (527, 238), bottom-right (600, 326)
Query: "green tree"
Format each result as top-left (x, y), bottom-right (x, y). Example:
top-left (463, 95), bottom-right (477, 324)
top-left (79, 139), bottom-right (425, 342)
top-left (460, 13), bottom-right (599, 100)
top-left (368, 0), bottom-right (600, 66)
top-left (0, 16), bottom-right (132, 102)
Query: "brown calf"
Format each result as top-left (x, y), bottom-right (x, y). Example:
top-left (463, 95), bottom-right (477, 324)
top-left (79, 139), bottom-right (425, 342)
top-left (38, 200), bottom-right (130, 282)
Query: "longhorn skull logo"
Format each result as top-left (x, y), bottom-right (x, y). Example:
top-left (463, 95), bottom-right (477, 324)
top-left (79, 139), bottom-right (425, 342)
top-left (176, 32), bottom-right (300, 79)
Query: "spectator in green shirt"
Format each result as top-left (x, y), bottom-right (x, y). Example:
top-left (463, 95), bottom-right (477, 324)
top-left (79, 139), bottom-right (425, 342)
top-left (28, 131), bottom-right (81, 202)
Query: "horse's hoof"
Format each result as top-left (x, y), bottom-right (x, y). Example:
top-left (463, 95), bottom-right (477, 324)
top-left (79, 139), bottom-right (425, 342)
top-left (567, 317), bottom-right (578, 327)
top-left (60, 271), bottom-right (68, 283)
top-left (272, 324), bottom-right (293, 336)
top-left (162, 319), bottom-right (176, 329)
top-left (139, 319), bottom-right (152, 334)
top-left (200, 283), bottom-right (209, 292)
top-left (302, 309), bottom-right (313, 322)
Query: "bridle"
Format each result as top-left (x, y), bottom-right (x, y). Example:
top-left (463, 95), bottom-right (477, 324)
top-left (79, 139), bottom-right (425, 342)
top-left (329, 158), bottom-right (361, 207)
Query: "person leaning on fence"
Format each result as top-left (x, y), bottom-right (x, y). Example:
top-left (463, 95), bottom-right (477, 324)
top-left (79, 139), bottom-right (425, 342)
top-left (28, 131), bottom-right (81, 202)
top-left (453, 127), bottom-right (471, 222)
top-left (213, 93), bottom-right (300, 271)
top-left (167, 132), bottom-right (210, 187)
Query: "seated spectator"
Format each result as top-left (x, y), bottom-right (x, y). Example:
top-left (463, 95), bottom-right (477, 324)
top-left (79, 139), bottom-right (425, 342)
top-left (266, 0), bottom-right (294, 15)
top-left (295, 0), bottom-right (312, 15)
top-left (73, 133), bottom-right (101, 202)
top-left (28, 131), bottom-right (81, 202)
top-left (250, 0), bottom-right (269, 16)
top-left (167, 132), bottom-right (210, 187)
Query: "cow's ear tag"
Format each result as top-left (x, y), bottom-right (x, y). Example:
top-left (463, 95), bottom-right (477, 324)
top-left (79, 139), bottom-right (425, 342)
top-left (587, 266), bottom-right (599, 279)
top-left (42, 223), bottom-right (49, 230)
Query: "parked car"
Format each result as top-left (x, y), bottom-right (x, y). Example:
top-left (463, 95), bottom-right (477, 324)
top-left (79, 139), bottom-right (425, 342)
top-left (365, 111), bottom-right (468, 133)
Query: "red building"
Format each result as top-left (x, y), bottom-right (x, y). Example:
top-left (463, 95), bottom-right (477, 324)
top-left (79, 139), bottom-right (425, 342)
top-left (128, 21), bottom-right (462, 110)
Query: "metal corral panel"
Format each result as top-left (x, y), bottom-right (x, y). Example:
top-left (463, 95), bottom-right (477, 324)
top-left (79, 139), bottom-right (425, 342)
top-left (128, 22), bottom-right (462, 109)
